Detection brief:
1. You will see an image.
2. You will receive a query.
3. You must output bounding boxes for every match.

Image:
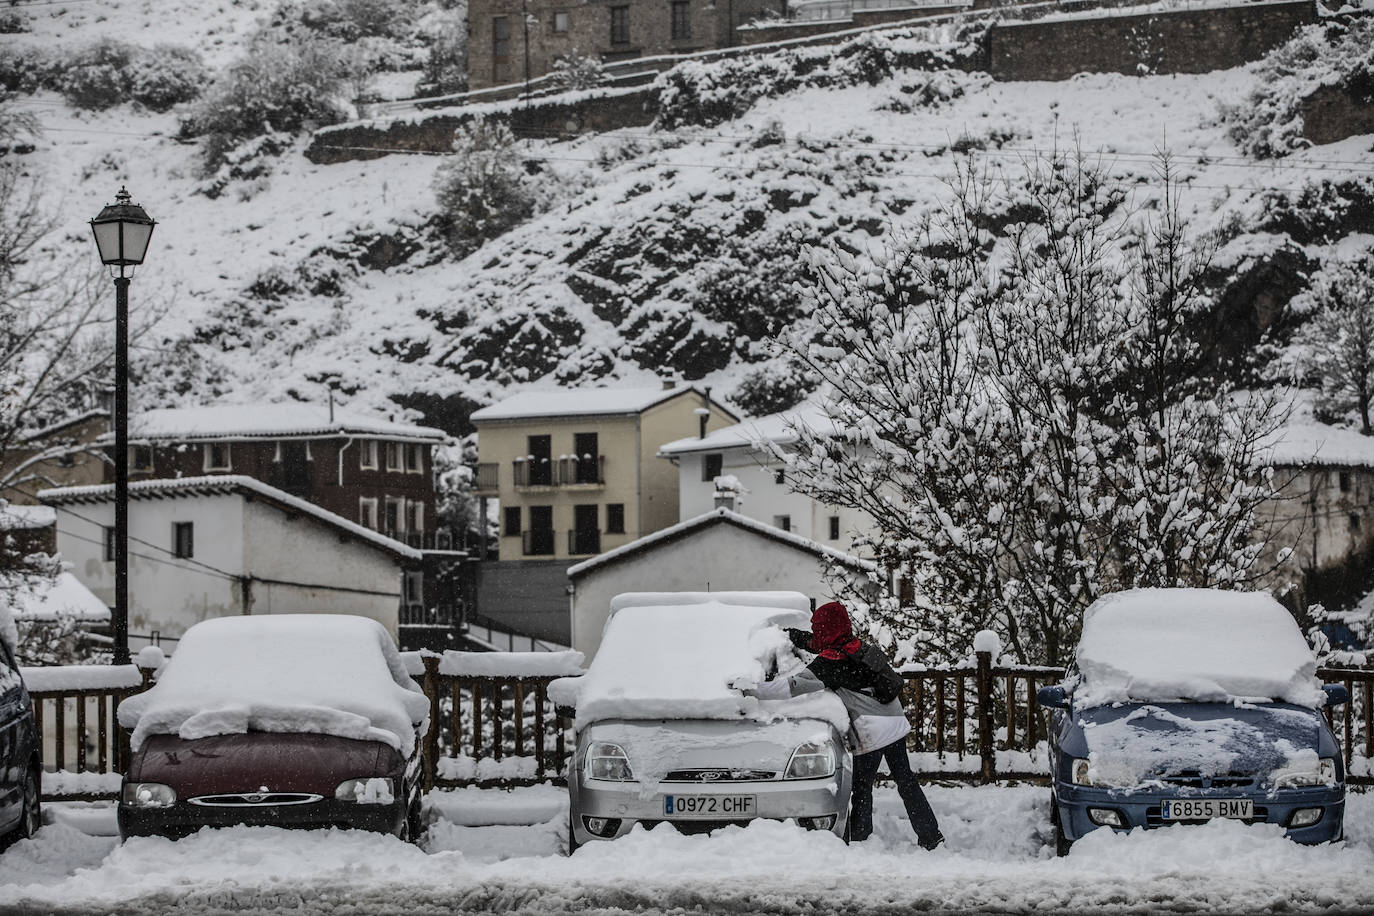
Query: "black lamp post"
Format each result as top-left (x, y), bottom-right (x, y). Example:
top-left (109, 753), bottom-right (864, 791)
top-left (90, 187), bottom-right (155, 666)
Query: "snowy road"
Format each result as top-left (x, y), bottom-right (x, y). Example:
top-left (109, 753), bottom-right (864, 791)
top-left (3, 785), bottom-right (1373, 914)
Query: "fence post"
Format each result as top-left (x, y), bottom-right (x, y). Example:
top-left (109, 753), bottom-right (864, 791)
top-left (976, 649), bottom-right (995, 784)
top-left (422, 655), bottom-right (440, 791)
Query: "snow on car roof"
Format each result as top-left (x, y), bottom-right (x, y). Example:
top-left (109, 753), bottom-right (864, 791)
top-left (1074, 589), bottom-right (1325, 708)
top-left (118, 615), bottom-right (430, 754)
top-left (559, 592), bottom-right (848, 731)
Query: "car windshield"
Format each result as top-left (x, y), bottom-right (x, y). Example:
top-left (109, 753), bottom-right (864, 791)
top-left (1077, 701), bottom-right (1322, 786)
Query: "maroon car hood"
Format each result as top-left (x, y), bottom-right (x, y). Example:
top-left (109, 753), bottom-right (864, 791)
top-left (127, 732), bottom-right (402, 797)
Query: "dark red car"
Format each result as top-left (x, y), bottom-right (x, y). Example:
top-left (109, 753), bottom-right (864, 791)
top-left (117, 615), bottom-right (429, 841)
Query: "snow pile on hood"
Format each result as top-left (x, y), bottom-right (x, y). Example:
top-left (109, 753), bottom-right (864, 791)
top-left (118, 615), bottom-right (429, 754)
top-left (1074, 589), bottom-right (1325, 708)
top-left (555, 592), bottom-right (847, 731)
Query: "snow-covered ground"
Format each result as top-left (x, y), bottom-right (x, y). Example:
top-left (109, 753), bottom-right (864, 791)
top-left (4, 784), bottom-right (1373, 914)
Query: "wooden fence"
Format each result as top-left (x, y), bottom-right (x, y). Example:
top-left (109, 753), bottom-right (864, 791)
top-left (26, 654), bottom-right (1374, 800)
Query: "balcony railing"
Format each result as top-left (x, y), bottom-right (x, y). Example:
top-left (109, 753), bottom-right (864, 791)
top-left (475, 463), bottom-right (499, 493)
top-left (568, 528), bottom-right (601, 556)
top-left (523, 528), bottom-right (556, 556)
top-left (512, 455), bottom-right (606, 489)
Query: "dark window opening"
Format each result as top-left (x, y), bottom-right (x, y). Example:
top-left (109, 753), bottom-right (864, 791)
top-left (527, 434), bottom-right (553, 486)
top-left (173, 522), bottom-right (194, 559)
top-left (828, 515), bottom-right (840, 540)
top-left (504, 506), bottom-right (521, 536)
top-left (607, 503), bottom-right (625, 534)
top-left (526, 505), bottom-right (555, 555)
top-left (572, 504), bottom-right (600, 555)
top-left (702, 453), bottom-right (723, 482)
top-left (574, 432), bottom-right (600, 484)
top-left (133, 445), bottom-right (154, 471)
top-left (493, 16), bottom-right (511, 83)
top-left (671, 0), bottom-right (690, 40)
top-left (774, 514), bottom-right (791, 532)
top-left (610, 5), bottom-right (630, 44)
top-left (1340, 471), bottom-right (1352, 493)
top-left (104, 526), bottom-right (116, 562)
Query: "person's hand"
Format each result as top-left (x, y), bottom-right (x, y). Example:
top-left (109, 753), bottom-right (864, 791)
top-left (728, 676), bottom-right (758, 694)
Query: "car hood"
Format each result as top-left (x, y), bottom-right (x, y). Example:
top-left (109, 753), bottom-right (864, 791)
top-left (125, 732), bottom-right (402, 798)
top-left (583, 718), bottom-right (843, 791)
top-left (1073, 702), bottom-right (1326, 788)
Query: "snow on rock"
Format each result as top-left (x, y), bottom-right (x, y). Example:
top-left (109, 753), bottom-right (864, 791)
top-left (1074, 589), bottom-right (1325, 708)
top-left (117, 615), bottom-right (429, 755)
top-left (554, 592), bottom-right (847, 732)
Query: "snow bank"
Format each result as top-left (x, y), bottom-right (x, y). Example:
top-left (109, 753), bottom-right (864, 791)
top-left (118, 615), bottom-right (430, 755)
top-left (1074, 589), bottom-right (1325, 708)
top-left (559, 592), bottom-right (847, 731)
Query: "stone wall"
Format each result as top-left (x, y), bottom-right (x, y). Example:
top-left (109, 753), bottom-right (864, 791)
top-left (306, 86), bottom-right (657, 164)
top-left (986, 0), bottom-right (1315, 82)
top-left (1301, 82), bottom-right (1374, 148)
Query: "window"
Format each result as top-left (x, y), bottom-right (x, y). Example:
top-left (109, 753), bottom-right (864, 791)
top-left (671, 0), bottom-right (690, 40)
top-left (203, 442), bottom-right (231, 471)
top-left (610, 5), bottom-right (629, 44)
top-left (574, 432), bottom-right (599, 484)
top-left (406, 443), bottom-right (424, 473)
top-left (702, 453), bottom-right (723, 482)
top-left (1340, 471), bottom-right (1352, 493)
top-left (132, 445), bottom-right (154, 471)
top-left (104, 526), bottom-right (116, 562)
top-left (173, 522), bottom-right (194, 559)
top-left (774, 468), bottom-right (785, 485)
top-left (360, 440), bottom-right (379, 470)
top-left (1352, 512), bottom-right (1363, 532)
top-left (493, 15), bottom-right (511, 83)
top-left (526, 505), bottom-right (555, 556)
top-left (386, 442), bottom-right (404, 472)
top-left (554, 10), bottom-right (569, 31)
top-left (828, 515), bottom-right (840, 541)
top-left (773, 514), bottom-right (791, 532)
top-left (406, 500), bottom-right (424, 534)
top-left (527, 435), bottom-right (553, 486)
top-left (359, 497), bottom-right (378, 530)
top-left (405, 570), bottom-right (424, 604)
top-left (504, 506), bottom-right (522, 536)
top-left (385, 497), bottom-right (404, 535)
top-left (606, 503), bottom-right (625, 534)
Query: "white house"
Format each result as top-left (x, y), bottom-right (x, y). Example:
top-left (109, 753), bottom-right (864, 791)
top-left (657, 402), bottom-right (875, 557)
top-left (38, 475), bottom-right (421, 651)
top-left (566, 507), bottom-right (879, 661)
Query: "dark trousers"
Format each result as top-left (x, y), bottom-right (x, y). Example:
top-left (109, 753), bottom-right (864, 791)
top-left (849, 738), bottom-right (940, 845)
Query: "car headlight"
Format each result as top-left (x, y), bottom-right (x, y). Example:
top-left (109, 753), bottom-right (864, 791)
top-left (335, 777), bottom-right (397, 803)
top-left (1071, 758), bottom-right (1094, 786)
top-left (122, 782), bottom-right (177, 808)
top-left (584, 742), bottom-right (633, 781)
top-left (1272, 757), bottom-right (1337, 789)
top-left (785, 740), bottom-right (836, 779)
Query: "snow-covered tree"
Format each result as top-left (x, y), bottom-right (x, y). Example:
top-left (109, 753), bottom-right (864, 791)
top-left (778, 150), bottom-right (1289, 666)
top-left (1291, 257), bottom-right (1374, 436)
top-left (546, 49), bottom-right (606, 92)
top-left (432, 116), bottom-right (540, 257)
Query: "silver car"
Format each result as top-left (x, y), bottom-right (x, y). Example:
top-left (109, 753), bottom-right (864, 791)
top-left (555, 592), bottom-right (854, 850)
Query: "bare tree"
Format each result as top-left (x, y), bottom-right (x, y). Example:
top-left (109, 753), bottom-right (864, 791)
top-left (778, 150), bottom-right (1289, 666)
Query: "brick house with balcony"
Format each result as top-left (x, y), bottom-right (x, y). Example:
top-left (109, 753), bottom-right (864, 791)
top-left (93, 403), bottom-right (467, 649)
top-left (470, 383), bottom-right (738, 643)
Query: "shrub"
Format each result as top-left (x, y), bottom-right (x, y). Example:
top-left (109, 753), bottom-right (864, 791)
top-left (298, 0), bottom-right (415, 40)
top-left (0, 45), bottom-right (54, 94)
top-left (182, 30), bottom-right (351, 173)
top-left (57, 38), bottom-right (136, 110)
top-left (417, 22), bottom-right (467, 97)
top-left (129, 44), bottom-right (207, 112)
top-left (547, 49), bottom-right (606, 92)
top-left (731, 360), bottom-right (816, 416)
top-left (432, 116), bottom-right (540, 256)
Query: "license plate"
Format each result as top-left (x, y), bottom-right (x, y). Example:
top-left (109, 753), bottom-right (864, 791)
top-left (1161, 799), bottom-right (1253, 821)
top-left (662, 794), bottom-right (756, 818)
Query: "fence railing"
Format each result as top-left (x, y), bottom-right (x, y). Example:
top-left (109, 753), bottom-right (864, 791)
top-left (25, 653), bottom-right (1374, 800)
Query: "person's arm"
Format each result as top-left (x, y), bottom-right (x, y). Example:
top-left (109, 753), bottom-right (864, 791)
top-left (749, 666), bottom-right (825, 700)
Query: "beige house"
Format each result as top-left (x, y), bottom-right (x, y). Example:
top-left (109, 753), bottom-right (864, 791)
top-left (469, 383), bottom-right (738, 643)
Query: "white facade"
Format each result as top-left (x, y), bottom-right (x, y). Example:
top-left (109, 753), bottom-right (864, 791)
top-left (43, 478), bottom-right (416, 651)
top-left (659, 406), bottom-right (874, 556)
top-left (567, 509), bottom-right (877, 661)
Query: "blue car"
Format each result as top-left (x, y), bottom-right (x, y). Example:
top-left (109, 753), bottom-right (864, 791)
top-left (1039, 588), bottom-right (1348, 854)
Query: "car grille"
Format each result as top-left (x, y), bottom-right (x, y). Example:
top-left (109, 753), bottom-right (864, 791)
top-left (188, 792), bottom-right (324, 807)
top-left (662, 769), bottom-right (778, 783)
top-left (641, 819), bottom-right (752, 835)
top-left (1145, 805), bottom-right (1267, 827)
top-left (1158, 771), bottom-right (1256, 789)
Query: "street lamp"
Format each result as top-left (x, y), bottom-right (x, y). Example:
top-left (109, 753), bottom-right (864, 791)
top-left (90, 187), bottom-right (155, 666)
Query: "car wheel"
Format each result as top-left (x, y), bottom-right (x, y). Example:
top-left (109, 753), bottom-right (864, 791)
top-left (405, 793), bottom-right (423, 845)
top-left (1050, 796), bottom-right (1071, 857)
top-left (2, 767), bottom-right (40, 850)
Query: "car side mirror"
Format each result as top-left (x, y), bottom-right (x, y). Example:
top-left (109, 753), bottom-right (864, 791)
top-left (1036, 685), bottom-right (1070, 710)
top-left (1323, 684), bottom-right (1350, 708)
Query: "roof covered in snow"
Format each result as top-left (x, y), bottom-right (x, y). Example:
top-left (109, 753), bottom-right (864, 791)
top-left (21, 409), bottom-right (110, 443)
top-left (12, 572), bottom-right (110, 622)
top-left (566, 507), bottom-right (877, 577)
top-left (554, 592), bottom-right (848, 731)
top-left (1074, 588), bottom-right (1325, 708)
top-left (0, 504), bottom-right (57, 530)
top-left (658, 401), bottom-right (838, 456)
top-left (38, 475), bottom-right (423, 560)
top-left (470, 385), bottom-right (734, 422)
top-left (107, 404), bottom-right (446, 444)
top-left (118, 614), bottom-right (430, 754)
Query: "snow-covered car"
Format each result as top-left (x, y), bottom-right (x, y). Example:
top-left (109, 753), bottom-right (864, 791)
top-left (116, 615), bottom-right (430, 841)
top-left (0, 627), bottom-right (40, 848)
top-left (552, 592), bottom-right (854, 850)
top-left (1038, 589), bottom-right (1347, 854)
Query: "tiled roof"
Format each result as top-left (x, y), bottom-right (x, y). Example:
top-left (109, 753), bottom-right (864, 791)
top-left (104, 404), bottom-right (446, 443)
top-left (471, 386), bottom-right (733, 422)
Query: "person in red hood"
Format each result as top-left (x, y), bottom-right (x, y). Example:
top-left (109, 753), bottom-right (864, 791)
top-left (743, 600), bottom-right (943, 849)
